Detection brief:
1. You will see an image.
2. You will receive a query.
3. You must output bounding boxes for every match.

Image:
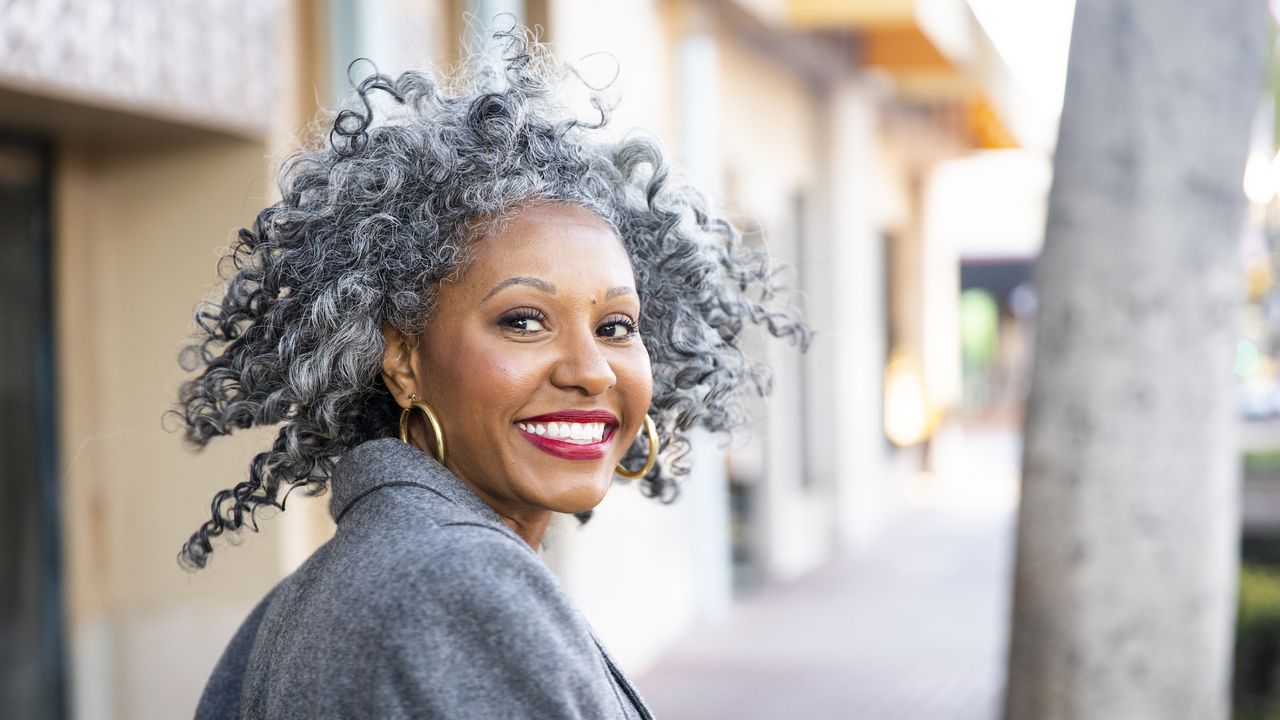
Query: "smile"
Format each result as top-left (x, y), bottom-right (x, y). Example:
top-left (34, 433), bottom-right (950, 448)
top-left (514, 411), bottom-right (619, 461)
top-left (517, 421), bottom-right (607, 443)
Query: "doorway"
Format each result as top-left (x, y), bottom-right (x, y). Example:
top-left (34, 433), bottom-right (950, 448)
top-left (0, 137), bottom-right (67, 719)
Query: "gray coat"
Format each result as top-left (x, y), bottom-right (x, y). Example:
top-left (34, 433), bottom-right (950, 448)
top-left (195, 437), bottom-right (654, 719)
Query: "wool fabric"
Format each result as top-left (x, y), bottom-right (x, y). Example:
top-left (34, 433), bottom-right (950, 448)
top-left (195, 437), bottom-right (652, 719)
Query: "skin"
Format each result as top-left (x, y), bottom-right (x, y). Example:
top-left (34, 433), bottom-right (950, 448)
top-left (380, 202), bottom-right (654, 552)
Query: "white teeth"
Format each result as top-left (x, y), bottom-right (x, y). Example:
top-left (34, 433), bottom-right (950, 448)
top-left (517, 420), bottom-right (608, 444)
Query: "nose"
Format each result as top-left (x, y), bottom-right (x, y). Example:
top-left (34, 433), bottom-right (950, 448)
top-left (550, 326), bottom-right (617, 396)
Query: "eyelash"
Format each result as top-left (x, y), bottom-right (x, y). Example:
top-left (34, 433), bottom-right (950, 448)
top-left (597, 314), bottom-right (638, 341)
top-left (499, 307), bottom-right (545, 335)
top-left (497, 309), bottom-right (639, 341)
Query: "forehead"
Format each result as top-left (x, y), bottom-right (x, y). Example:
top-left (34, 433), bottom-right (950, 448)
top-left (463, 203), bottom-right (634, 289)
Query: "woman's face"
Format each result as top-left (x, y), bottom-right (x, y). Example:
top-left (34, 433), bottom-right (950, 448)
top-left (384, 203), bottom-right (653, 540)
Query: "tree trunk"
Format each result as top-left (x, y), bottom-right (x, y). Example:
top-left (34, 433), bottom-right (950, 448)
top-left (1004, 2), bottom-right (1267, 719)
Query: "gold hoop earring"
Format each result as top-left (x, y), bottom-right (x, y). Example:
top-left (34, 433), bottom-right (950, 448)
top-left (615, 415), bottom-right (658, 479)
top-left (399, 393), bottom-right (445, 465)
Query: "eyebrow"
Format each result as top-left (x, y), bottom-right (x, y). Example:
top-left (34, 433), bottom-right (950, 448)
top-left (482, 276), bottom-right (556, 302)
top-left (481, 276), bottom-right (637, 302)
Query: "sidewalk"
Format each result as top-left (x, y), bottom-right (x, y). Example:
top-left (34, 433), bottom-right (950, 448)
top-left (634, 426), bottom-right (1019, 719)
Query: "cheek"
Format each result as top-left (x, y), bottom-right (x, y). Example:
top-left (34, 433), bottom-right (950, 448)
top-left (432, 334), bottom-right (547, 420)
top-left (616, 346), bottom-right (654, 415)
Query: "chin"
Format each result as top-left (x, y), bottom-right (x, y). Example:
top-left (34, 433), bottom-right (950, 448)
top-left (542, 470), bottom-right (613, 513)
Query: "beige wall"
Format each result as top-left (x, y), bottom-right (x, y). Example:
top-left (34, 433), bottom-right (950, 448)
top-left (546, 0), bottom-right (680, 142)
top-left (717, 20), bottom-right (837, 581)
top-left (880, 109), bottom-right (970, 424)
top-left (54, 135), bottom-right (298, 720)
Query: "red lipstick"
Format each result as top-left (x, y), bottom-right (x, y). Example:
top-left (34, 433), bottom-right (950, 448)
top-left (514, 409), bottom-right (619, 461)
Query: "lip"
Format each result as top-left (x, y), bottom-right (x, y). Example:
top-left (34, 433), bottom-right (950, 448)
top-left (514, 409), bottom-right (619, 461)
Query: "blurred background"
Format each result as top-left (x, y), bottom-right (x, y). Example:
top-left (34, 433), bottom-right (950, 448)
top-left (1, 0), bottom-right (1276, 718)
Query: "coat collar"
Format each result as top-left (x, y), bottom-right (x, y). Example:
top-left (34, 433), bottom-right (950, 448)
top-left (328, 437), bottom-right (528, 548)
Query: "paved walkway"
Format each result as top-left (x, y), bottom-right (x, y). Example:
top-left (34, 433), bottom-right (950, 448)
top-left (634, 427), bottom-right (1019, 719)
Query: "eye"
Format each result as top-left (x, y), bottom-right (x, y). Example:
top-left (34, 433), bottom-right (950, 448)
top-left (597, 314), bottom-right (638, 341)
top-left (499, 308), bottom-right (548, 335)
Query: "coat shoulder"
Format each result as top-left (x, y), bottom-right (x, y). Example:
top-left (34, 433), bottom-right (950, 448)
top-left (194, 487), bottom-right (624, 719)
top-left (375, 521), bottom-right (562, 622)
top-left (373, 525), bottom-right (625, 718)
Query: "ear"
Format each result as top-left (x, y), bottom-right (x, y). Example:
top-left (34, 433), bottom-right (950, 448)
top-left (379, 323), bottom-right (420, 406)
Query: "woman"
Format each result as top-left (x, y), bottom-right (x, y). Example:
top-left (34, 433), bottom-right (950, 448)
top-left (181, 26), bottom-right (806, 719)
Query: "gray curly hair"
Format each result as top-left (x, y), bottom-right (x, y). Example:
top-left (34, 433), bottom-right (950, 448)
top-left (173, 26), bottom-right (809, 570)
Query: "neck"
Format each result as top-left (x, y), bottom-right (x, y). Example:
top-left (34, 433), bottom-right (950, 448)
top-left (497, 510), bottom-right (551, 552)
